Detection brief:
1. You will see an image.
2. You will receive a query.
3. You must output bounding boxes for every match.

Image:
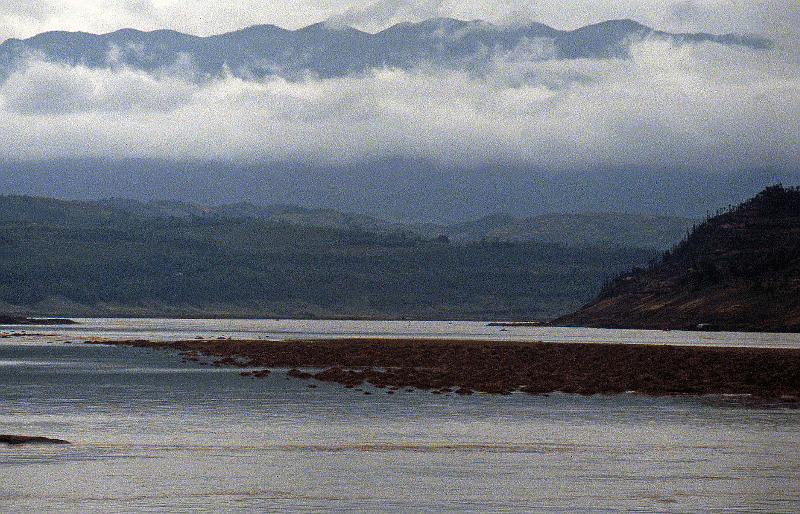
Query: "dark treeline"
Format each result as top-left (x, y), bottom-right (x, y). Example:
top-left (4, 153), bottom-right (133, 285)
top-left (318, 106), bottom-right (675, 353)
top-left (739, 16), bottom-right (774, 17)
top-left (0, 196), bottom-right (654, 320)
top-left (560, 185), bottom-right (800, 331)
top-left (638, 184), bottom-right (800, 292)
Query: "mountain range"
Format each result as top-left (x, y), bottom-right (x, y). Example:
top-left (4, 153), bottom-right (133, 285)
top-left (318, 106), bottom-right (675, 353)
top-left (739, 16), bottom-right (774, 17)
top-left (0, 18), bottom-right (770, 81)
top-left (0, 19), bottom-right (785, 223)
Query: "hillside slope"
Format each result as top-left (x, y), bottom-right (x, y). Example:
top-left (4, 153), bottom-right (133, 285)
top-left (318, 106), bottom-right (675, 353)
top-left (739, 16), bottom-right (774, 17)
top-left (0, 195), bottom-right (690, 249)
top-left (0, 196), bottom-right (653, 320)
top-left (555, 185), bottom-right (800, 332)
top-left (444, 213), bottom-right (692, 249)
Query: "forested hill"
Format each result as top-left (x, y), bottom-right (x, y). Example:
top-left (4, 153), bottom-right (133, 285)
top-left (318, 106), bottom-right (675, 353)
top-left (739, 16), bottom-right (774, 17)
top-left (555, 185), bottom-right (800, 332)
top-left (0, 195), bottom-right (691, 249)
top-left (0, 196), bottom-right (654, 320)
top-left (442, 213), bottom-right (692, 249)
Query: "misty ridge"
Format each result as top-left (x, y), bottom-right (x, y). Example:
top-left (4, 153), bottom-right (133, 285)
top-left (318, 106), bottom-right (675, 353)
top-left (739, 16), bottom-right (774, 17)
top-left (0, 18), bottom-right (770, 82)
top-left (2, 195), bottom-right (694, 249)
top-left (0, 16), bottom-right (795, 222)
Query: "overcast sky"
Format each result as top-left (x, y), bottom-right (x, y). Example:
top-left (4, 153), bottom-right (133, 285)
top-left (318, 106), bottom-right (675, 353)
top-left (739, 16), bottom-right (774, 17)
top-left (0, 0), bottom-right (797, 216)
top-left (0, 1), bottom-right (795, 168)
top-left (1, 37), bottom-right (795, 172)
top-left (0, 0), bottom-right (797, 41)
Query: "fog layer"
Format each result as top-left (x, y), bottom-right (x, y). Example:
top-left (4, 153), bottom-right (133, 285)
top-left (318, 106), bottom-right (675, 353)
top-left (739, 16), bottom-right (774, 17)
top-left (0, 38), bottom-right (796, 174)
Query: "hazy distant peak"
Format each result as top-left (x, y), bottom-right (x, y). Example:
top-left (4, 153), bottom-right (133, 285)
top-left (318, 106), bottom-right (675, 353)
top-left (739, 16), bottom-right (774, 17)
top-left (575, 19), bottom-right (648, 32)
top-left (311, 21), bottom-right (373, 34)
top-left (214, 24), bottom-right (288, 36)
top-left (0, 18), bottom-right (771, 82)
top-left (409, 17), bottom-right (473, 30)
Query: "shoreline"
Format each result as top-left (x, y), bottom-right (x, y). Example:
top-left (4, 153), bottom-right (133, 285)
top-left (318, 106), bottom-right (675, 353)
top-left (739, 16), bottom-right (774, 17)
top-left (86, 338), bottom-right (800, 400)
top-left (0, 316), bottom-right (76, 325)
top-left (7, 314), bottom-right (800, 335)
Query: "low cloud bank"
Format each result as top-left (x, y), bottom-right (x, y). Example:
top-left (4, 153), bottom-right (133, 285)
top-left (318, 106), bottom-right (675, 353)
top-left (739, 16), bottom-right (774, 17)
top-left (0, 38), bottom-right (796, 175)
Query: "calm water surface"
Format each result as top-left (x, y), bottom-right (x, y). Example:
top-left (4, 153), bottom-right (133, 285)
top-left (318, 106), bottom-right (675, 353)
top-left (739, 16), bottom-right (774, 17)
top-left (5, 317), bottom-right (800, 348)
top-left (1, 321), bottom-right (799, 511)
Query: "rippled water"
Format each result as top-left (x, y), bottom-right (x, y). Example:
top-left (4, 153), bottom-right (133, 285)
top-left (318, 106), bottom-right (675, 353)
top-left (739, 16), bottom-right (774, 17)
top-left (1, 323), bottom-right (799, 511)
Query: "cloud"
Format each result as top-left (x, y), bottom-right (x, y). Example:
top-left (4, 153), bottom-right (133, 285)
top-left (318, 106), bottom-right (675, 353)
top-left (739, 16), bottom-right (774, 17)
top-left (0, 37), bottom-right (795, 177)
top-left (1, 61), bottom-right (195, 114)
top-left (327, 0), bottom-right (447, 33)
top-left (0, 0), bottom-right (360, 41)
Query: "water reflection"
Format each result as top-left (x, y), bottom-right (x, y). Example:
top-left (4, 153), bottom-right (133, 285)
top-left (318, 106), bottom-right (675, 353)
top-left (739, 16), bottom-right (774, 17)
top-left (0, 336), bottom-right (798, 511)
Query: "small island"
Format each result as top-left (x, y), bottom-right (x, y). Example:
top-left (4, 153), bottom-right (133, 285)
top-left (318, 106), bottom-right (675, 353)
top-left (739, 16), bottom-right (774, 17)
top-left (88, 338), bottom-right (800, 400)
top-left (0, 435), bottom-right (71, 446)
